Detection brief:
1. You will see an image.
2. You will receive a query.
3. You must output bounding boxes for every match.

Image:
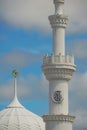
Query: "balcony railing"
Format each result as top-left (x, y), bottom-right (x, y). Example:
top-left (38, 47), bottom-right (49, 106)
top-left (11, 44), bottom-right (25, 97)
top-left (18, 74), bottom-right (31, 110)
top-left (43, 53), bottom-right (74, 65)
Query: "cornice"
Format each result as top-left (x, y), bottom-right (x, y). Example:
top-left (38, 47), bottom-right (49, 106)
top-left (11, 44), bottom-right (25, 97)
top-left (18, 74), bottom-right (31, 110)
top-left (43, 114), bottom-right (75, 123)
top-left (42, 67), bottom-right (75, 81)
top-left (54, 0), bottom-right (64, 4)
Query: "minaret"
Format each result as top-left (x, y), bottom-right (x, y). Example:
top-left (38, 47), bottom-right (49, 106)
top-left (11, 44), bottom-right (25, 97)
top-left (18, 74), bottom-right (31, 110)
top-left (42, 0), bottom-right (76, 130)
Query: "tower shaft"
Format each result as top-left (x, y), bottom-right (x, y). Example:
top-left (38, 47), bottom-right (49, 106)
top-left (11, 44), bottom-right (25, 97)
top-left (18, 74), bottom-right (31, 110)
top-left (49, 80), bottom-right (68, 115)
top-left (49, 0), bottom-right (67, 55)
top-left (42, 1), bottom-right (76, 130)
top-left (53, 27), bottom-right (65, 55)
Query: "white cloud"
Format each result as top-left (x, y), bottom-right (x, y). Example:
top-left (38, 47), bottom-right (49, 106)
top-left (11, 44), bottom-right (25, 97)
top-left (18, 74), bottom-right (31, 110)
top-left (69, 72), bottom-right (87, 110)
top-left (67, 39), bottom-right (87, 59)
top-left (0, 49), bottom-right (49, 100)
top-left (0, 0), bottom-right (53, 32)
top-left (0, 0), bottom-right (87, 33)
top-left (27, 74), bottom-right (49, 99)
top-left (0, 79), bottom-right (30, 100)
top-left (65, 0), bottom-right (87, 33)
top-left (74, 109), bottom-right (87, 130)
top-left (0, 49), bottom-right (42, 68)
top-left (69, 72), bottom-right (87, 130)
top-left (0, 74), bottom-right (48, 100)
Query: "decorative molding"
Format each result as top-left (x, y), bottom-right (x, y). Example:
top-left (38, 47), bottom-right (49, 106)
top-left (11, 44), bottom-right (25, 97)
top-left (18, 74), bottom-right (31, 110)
top-left (49, 15), bottom-right (68, 28)
top-left (43, 115), bottom-right (75, 123)
top-left (42, 66), bottom-right (75, 81)
top-left (54, 0), bottom-right (64, 4)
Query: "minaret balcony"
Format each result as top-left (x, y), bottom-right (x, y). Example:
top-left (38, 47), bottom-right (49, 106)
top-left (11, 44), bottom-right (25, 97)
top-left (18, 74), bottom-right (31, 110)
top-left (42, 54), bottom-right (76, 81)
top-left (43, 53), bottom-right (75, 65)
top-left (49, 15), bottom-right (68, 28)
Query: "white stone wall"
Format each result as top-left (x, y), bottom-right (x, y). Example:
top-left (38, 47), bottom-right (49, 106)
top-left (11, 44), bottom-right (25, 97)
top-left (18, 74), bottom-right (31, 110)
top-left (49, 80), bottom-right (68, 115)
top-left (46, 121), bottom-right (72, 130)
top-left (53, 28), bottom-right (65, 55)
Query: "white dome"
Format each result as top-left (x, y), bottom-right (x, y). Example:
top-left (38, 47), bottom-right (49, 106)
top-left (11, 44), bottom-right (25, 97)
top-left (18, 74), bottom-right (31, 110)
top-left (0, 70), bottom-right (45, 130)
top-left (0, 97), bottom-right (45, 130)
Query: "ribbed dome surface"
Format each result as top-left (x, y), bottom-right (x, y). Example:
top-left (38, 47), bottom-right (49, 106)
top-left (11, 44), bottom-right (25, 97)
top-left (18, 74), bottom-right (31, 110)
top-left (0, 70), bottom-right (45, 130)
top-left (0, 98), bottom-right (45, 130)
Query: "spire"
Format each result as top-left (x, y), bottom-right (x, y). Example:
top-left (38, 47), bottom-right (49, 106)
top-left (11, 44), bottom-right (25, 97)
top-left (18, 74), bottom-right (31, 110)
top-left (12, 70), bottom-right (18, 99)
top-left (7, 70), bottom-right (23, 108)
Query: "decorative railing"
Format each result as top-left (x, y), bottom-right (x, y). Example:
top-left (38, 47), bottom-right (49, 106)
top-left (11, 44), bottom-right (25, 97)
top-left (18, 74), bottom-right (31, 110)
top-left (43, 54), bottom-right (74, 65)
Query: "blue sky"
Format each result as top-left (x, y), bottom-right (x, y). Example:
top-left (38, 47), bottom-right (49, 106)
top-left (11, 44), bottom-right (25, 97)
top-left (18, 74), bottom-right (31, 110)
top-left (0, 0), bottom-right (87, 130)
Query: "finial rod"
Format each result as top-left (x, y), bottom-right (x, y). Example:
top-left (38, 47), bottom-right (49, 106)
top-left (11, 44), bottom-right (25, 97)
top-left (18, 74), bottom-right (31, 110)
top-left (12, 70), bottom-right (18, 99)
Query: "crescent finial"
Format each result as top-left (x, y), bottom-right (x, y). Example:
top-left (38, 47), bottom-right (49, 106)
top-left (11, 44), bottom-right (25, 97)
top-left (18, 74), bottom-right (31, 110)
top-left (12, 70), bottom-right (18, 78)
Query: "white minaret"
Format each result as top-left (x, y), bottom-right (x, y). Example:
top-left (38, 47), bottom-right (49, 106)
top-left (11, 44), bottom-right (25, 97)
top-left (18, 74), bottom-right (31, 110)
top-left (42, 0), bottom-right (76, 130)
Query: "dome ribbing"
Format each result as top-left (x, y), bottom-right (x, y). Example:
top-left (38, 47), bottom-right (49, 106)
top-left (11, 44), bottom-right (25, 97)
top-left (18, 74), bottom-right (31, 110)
top-left (0, 70), bottom-right (45, 130)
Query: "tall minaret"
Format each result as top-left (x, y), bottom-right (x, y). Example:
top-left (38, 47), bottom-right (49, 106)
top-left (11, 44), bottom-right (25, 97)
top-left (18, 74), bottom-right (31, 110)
top-left (42, 0), bottom-right (76, 130)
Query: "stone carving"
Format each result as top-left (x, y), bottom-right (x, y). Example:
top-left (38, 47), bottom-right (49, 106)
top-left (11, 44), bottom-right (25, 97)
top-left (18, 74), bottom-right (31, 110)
top-left (52, 91), bottom-right (63, 103)
top-left (43, 115), bottom-right (75, 123)
top-left (49, 15), bottom-right (68, 28)
top-left (42, 67), bottom-right (75, 81)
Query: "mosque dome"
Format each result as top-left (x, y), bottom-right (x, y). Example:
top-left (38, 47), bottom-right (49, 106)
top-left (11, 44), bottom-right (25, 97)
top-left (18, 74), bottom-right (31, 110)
top-left (0, 70), bottom-right (45, 130)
